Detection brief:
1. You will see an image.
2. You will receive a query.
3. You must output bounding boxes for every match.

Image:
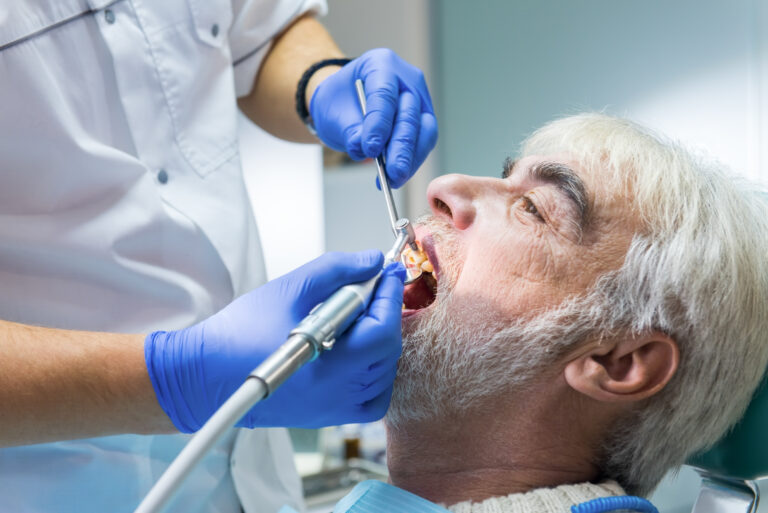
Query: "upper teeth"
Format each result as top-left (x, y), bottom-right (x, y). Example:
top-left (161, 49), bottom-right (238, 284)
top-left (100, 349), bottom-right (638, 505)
top-left (403, 243), bottom-right (433, 274)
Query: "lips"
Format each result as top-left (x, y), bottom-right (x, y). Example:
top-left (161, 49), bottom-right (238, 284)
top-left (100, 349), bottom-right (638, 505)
top-left (402, 233), bottom-right (439, 314)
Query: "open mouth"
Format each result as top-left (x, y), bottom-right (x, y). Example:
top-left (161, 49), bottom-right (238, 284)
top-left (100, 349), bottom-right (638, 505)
top-left (401, 237), bottom-right (439, 314)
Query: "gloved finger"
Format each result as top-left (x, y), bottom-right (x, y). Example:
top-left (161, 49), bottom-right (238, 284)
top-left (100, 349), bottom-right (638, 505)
top-left (343, 123), bottom-right (367, 161)
top-left (360, 69), bottom-right (399, 158)
top-left (336, 360), bottom-right (396, 398)
top-left (384, 91), bottom-right (421, 188)
top-left (316, 336), bottom-right (400, 380)
top-left (355, 384), bottom-right (394, 423)
top-left (412, 112), bottom-right (438, 173)
top-left (413, 71), bottom-right (436, 114)
top-left (364, 264), bottom-right (405, 328)
top-left (355, 365), bottom-right (398, 404)
top-left (286, 250), bottom-right (384, 312)
top-left (335, 265), bottom-right (404, 361)
top-left (346, 356), bottom-right (399, 392)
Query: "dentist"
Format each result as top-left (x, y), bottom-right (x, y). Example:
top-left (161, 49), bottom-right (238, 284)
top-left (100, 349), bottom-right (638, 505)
top-left (0, 1), bottom-right (437, 512)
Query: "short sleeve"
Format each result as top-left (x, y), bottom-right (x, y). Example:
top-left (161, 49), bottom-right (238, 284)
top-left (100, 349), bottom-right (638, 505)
top-left (229, 0), bottom-right (328, 97)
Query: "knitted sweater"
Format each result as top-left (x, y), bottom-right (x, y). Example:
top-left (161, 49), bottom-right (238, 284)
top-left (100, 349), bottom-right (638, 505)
top-left (446, 481), bottom-right (625, 513)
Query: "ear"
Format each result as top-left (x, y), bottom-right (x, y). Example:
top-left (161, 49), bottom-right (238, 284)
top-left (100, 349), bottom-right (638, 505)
top-left (563, 331), bottom-right (679, 403)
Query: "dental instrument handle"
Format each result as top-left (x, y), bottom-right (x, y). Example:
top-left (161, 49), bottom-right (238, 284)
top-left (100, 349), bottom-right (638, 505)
top-left (285, 228), bottom-right (411, 370)
top-left (134, 254), bottom-right (398, 513)
top-left (134, 296), bottom-right (374, 513)
top-left (354, 79), bottom-right (400, 233)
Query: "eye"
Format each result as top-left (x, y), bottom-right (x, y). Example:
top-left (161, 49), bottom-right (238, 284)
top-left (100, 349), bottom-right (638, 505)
top-left (521, 196), bottom-right (544, 222)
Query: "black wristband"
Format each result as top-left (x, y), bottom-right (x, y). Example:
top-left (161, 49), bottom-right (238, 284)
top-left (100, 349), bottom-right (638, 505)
top-left (295, 58), bottom-right (352, 134)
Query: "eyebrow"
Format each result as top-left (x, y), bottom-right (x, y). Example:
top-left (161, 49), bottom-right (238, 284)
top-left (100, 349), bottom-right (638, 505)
top-left (502, 157), bottom-right (590, 233)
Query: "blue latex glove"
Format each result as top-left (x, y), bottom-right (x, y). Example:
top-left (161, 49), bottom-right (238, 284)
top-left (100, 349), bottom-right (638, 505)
top-left (310, 48), bottom-right (438, 188)
top-left (145, 250), bottom-right (405, 432)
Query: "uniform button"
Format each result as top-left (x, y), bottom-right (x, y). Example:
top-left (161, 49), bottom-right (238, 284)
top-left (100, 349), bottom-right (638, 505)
top-left (157, 169), bottom-right (169, 184)
top-left (211, 24), bottom-right (219, 37)
top-left (104, 9), bottom-right (116, 24)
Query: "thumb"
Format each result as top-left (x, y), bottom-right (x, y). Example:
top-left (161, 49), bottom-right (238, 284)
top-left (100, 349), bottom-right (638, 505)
top-left (286, 250), bottom-right (384, 312)
top-left (365, 263), bottom-right (406, 326)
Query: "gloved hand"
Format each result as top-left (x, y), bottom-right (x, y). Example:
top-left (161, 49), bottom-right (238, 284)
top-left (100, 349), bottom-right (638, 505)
top-left (145, 250), bottom-right (405, 432)
top-left (310, 48), bottom-right (438, 188)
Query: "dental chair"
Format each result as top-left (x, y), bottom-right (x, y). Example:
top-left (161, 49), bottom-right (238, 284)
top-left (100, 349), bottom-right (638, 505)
top-left (688, 375), bottom-right (768, 512)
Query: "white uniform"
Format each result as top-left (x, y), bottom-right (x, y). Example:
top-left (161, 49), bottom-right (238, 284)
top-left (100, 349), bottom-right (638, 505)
top-left (0, 0), bottom-right (325, 511)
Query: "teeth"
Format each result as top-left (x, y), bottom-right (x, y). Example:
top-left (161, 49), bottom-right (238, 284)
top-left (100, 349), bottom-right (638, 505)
top-left (404, 247), bottom-right (426, 266)
top-left (402, 243), bottom-right (433, 275)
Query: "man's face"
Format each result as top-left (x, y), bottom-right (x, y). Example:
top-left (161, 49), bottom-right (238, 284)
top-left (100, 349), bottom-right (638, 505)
top-left (403, 154), bottom-right (634, 329)
top-left (388, 155), bottom-right (636, 427)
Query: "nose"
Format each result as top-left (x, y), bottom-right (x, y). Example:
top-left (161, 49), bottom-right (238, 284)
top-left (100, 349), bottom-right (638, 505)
top-left (426, 173), bottom-right (485, 230)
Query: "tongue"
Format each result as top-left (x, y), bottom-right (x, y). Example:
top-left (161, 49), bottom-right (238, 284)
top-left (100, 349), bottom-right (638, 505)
top-left (403, 273), bottom-right (437, 310)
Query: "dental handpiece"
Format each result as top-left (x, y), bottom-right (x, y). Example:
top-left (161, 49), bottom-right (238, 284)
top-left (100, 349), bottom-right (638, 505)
top-left (287, 227), bottom-right (413, 370)
top-left (386, 218), bottom-right (423, 285)
top-left (354, 79), bottom-right (419, 254)
top-left (134, 238), bottom-right (409, 513)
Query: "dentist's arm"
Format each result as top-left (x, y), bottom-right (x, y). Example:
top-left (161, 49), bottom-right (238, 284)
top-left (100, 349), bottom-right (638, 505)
top-left (238, 15), bottom-right (344, 143)
top-left (0, 322), bottom-right (172, 446)
top-left (0, 251), bottom-right (404, 446)
top-left (237, 15), bottom-right (438, 188)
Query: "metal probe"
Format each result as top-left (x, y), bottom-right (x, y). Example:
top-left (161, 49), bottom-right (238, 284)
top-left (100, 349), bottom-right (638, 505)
top-left (354, 79), bottom-right (420, 254)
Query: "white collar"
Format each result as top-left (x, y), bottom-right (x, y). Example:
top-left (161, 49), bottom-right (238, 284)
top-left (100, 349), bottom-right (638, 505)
top-left (446, 481), bottom-right (626, 513)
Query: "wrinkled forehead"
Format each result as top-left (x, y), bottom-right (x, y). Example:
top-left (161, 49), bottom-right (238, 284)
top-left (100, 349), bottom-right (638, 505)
top-left (519, 116), bottom-right (665, 219)
top-left (514, 153), bottom-right (633, 228)
top-left (517, 150), bottom-right (624, 186)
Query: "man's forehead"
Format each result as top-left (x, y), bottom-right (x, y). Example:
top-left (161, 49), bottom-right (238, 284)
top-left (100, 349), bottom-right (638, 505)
top-left (512, 154), bottom-right (624, 205)
top-left (512, 154), bottom-right (583, 175)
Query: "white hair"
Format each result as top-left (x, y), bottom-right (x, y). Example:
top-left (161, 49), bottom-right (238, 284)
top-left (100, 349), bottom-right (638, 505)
top-left (522, 113), bottom-right (768, 495)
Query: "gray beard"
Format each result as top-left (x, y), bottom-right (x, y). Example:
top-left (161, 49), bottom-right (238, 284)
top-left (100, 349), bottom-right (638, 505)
top-left (385, 218), bottom-right (601, 430)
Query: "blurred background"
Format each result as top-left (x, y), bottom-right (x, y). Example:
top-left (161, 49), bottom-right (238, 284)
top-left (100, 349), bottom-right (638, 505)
top-left (240, 1), bottom-right (768, 511)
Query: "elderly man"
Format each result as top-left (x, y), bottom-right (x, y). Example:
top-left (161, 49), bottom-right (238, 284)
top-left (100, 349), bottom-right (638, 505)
top-left (378, 113), bottom-right (768, 512)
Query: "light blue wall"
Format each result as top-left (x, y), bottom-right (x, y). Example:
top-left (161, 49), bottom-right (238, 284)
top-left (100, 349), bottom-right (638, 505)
top-left (433, 0), bottom-right (758, 179)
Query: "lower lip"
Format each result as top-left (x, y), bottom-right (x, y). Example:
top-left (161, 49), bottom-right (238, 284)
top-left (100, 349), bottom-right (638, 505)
top-left (402, 308), bottom-right (421, 318)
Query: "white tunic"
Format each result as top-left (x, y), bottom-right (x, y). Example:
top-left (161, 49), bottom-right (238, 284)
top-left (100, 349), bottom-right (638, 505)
top-left (0, 0), bottom-right (324, 511)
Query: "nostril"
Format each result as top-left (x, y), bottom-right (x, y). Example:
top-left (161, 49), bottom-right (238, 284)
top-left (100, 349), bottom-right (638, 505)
top-left (433, 197), bottom-right (452, 218)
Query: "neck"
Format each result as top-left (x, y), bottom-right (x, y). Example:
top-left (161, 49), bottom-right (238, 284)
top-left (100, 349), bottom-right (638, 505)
top-left (385, 393), bottom-right (601, 507)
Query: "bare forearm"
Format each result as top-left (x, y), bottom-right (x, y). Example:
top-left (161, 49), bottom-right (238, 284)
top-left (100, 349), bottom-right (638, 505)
top-left (238, 15), bottom-right (344, 142)
top-left (0, 320), bottom-right (173, 447)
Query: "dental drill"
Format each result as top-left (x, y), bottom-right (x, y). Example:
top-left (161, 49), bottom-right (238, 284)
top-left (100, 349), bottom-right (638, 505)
top-left (133, 223), bottom-right (415, 513)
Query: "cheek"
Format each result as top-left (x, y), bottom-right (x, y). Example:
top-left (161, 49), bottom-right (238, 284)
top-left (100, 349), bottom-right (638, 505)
top-left (481, 230), bottom-right (557, 284)
top-left (452, 231), bottom-right (572, 318)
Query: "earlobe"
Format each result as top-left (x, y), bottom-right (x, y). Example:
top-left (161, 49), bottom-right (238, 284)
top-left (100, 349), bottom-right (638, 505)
top-left (564, 332), bottom-right (679, 403)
